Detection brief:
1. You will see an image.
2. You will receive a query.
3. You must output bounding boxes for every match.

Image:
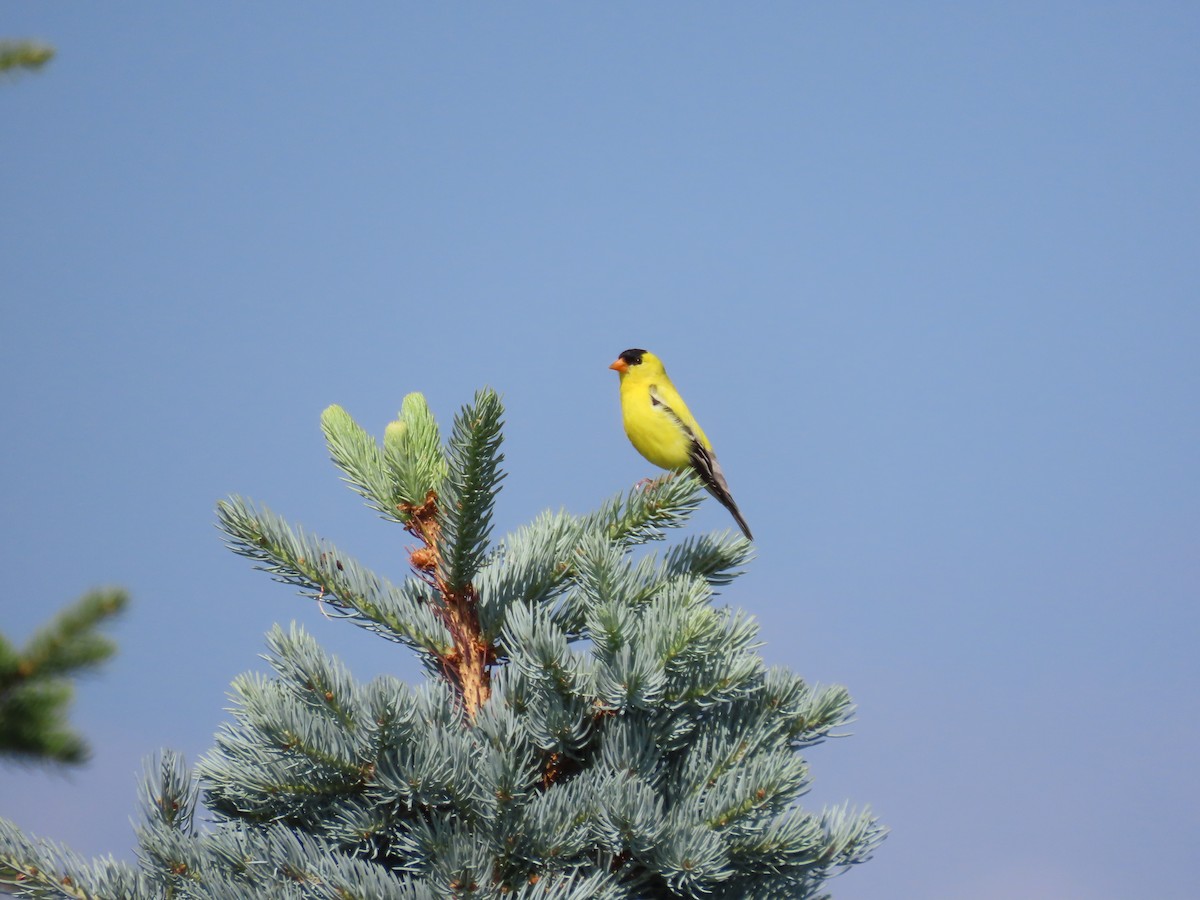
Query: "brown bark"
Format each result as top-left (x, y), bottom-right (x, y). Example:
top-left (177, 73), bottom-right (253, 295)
top-left (403, 492), bottom-right (492, 719)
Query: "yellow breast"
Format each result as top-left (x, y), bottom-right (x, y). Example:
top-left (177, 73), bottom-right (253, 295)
top-left (619, 378), bottom-right (703, 471)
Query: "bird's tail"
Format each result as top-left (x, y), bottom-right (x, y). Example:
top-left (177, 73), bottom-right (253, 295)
top-left (710, 488), bottom-right (753, 541)
top-left (688, 444), bottom-right (754, 541)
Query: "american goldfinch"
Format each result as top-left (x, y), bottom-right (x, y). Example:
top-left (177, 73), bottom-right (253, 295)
top-left (609, 348), bottom-right (753, 540)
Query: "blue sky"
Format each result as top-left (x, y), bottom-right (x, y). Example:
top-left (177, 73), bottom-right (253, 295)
top-left (2, 4), bottom-right (1198, 898)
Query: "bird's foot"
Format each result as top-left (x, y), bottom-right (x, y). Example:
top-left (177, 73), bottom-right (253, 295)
top-left (634, 474), bottom-right (671, 491)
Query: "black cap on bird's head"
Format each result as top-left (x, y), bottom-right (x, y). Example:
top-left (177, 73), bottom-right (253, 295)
top-left (609, 348), bottom-right (647, 373)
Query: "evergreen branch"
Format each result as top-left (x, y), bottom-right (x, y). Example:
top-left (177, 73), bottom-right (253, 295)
top-left (0, 589), bottom-right (126, 766)
top-left (218, 677), bottom-right (362, 782)
top-left (653, 808), bottom-right (733, 895)
top-left (389, 814), bottom-right (496, 889)
top-left (723, 811), bottom-right (825, 876)
top-left (497, 665), bottom-right (594, 757)
top-left (360, 674), bottom-right (420, 761)
top-left (506, 869), bottom-right (622, 899)
top-left (763, 671), bottom-right (857, 747)
top-left (383, 393), bottom-right (448, 509)
top-left (472, 511), bottom-right (586, 639)
top-left (665, 702), bottom-right (808, 818)
top-left (216, 497), bottom-right (451, 656)
top-left (503, 774), bottom-right (593, 866)
top-left (263, 624), bottom-right (361, 732)
top-left (593, 716), bottom-right (664, 786)
top-left (651, 588), bottom-right (763, 709)
top-left (138, 750), bottom-right (197, 835)
top-left (592, 644), bottom-right (666, 712)
top-left (468, 688), bottom-right (542, 815)
top-left (391, 389), bottom-right (504, 720)
top-left (321, 405), bottom-right (406, 523)
top-left (659, 532), bottom-right (753, 587)
top-left (0, 816), bottom-right (144, 899)
top-left (202, 732), bottom-right (369, 824)
top-left (0, 41), bottom-right (54, 77)
top-left (703, 752), bottom-right (811, 830)
top-left (132, 751), bottom-right (205, 896)
top-left (569, 534), bottom-right (648, 634)
top-left (199, 628), bottom-right (383, 821)
top-left (588, 770), bottom-right (666, 858)
top-left (586, 474), bottom-right (705, 547)
top-left (816, 804), bottom-right (887, 870)
top-left (372, 721), bottom-right (482, 817)
top-left (436, 388), bottom-right (505, 595)
top-left (201, 675), bottom-right (373, 824)
top-left (3, 589), bottom-right (125, 686)
top-left (1, 386), bottom-right (882, 898)
top-left (480, 509), bottom-right (747, 643)
top-left (640, 578), bottom-right (723, 668)
top-left (0, 678), bottom-right (87, 767)
top-left (203, 825), bottom-right (432, 899)
top-left (498, 602), bottom-right (574, 685)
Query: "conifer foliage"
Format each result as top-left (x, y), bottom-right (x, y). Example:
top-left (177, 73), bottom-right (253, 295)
top-left (0, 389), bottom-right (882, 899)
top-left (0, 588), bottom-right (126, 766)
top-left (0, 40), bottom-right (55, 77)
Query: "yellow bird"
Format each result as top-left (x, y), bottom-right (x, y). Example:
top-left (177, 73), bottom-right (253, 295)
top-left (609, 348), bottom-right (753, 540)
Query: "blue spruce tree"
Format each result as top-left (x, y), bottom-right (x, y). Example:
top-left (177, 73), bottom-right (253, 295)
top-left (0, 389), bottom-right (882, 898)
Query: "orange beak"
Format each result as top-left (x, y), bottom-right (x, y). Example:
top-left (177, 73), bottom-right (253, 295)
top-left (609, 358), bottom-right (629, 373)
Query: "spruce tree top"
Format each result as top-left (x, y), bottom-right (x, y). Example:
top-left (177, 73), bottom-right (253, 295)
top-left (0, 388), bottom-right (882, 900)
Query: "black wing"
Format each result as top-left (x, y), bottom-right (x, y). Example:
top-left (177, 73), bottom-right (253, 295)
top-left (648, 385), bottom-right (753, 540)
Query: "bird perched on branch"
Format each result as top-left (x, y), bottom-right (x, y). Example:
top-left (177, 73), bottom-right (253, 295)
top-left (609, 348), bottom-right (753, 540)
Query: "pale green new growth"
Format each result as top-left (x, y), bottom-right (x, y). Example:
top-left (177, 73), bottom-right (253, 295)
top-left (0, 388), bottom-right (882, 899)
top-left (321, 404), bottom-right (406, 523)
top-left (323, 393), bottom-right (451, 527)
top-left (384, 393), bottom-right (448, 509)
